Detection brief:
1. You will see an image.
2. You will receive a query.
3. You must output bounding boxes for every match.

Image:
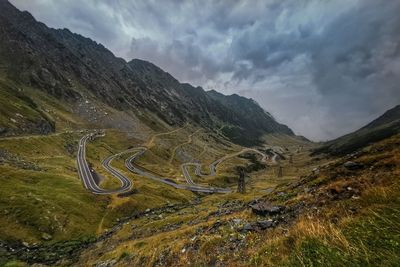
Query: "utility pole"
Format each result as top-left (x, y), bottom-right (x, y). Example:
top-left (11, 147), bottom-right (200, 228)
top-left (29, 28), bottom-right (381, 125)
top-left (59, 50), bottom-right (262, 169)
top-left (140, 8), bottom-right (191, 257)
top-left (237, 168), bottom-right (245, 194)
top-left (277, 165), bottom-right (283, 178)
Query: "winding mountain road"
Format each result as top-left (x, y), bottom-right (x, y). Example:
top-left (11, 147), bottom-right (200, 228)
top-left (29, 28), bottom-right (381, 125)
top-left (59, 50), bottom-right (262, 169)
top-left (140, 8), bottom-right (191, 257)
top-left (180, 148), bottom-right (269, 188)
top-left (77, 133), bottom-right (133, 194)
top-left (125, 148), bottom-right (231, 193)
top-left (77, 131), bottom-right (279, 195)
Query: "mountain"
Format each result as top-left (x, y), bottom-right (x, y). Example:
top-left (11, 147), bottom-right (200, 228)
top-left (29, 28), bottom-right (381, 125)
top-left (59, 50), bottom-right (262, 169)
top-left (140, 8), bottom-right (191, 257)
top-left (313, 105), bottom-right (400, 155)
top-left (0, 0), bottom-right (294, 146)
top-left (207, 90), bottom-right (293, 139)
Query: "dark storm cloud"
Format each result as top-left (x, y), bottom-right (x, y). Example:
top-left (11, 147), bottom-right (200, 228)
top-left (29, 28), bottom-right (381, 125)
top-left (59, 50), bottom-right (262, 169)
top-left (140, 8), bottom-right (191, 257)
top-left (10, 0), bottom-right (400, 140)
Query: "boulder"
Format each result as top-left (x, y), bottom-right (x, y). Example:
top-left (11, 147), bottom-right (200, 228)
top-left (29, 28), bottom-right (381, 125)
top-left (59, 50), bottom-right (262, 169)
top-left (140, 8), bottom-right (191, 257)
top-left (343, 161), bottom-right (364, 170)
top-left (41, 232), bottom-right (52, 240)
top-left (250, 201), bottom-right (285, 216)
top-left (257, 220), bottom-right (273, 230)
top-left (232, 218), bottom-right (242, 225)
top-left (242, 223), bottom-right (253, 231)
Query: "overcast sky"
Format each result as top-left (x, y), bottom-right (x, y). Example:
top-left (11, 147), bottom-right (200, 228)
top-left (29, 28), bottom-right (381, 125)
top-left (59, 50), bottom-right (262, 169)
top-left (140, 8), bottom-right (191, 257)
top-left (10, 0), bottom-right (400, 141)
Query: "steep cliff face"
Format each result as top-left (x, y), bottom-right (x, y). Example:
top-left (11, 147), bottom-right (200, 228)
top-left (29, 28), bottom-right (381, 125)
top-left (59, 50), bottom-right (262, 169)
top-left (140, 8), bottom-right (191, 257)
top-left (0, 0), bottom-right (294, 145)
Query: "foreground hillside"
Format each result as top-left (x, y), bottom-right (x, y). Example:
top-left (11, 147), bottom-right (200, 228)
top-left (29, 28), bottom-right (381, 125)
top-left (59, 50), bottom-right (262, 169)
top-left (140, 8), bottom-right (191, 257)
top-left (73, 134), bottom-right (400, 266)
top-left (2, 126), bottom-right (398, 266)
top-left (0, 123), bottom-right (310, 266)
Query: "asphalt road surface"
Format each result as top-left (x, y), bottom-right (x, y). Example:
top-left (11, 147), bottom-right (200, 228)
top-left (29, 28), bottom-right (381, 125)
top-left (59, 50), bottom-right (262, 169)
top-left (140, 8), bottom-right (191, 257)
top-left (189, 148), bottom-right (269, 177)
top-left (180, 148), bottom-right (269, 191)
top-left (125, 148), bottom-right (231, 193)
top-left (77, 132), bottom-right (278, 195)
top-left (77, 133), bottom-right (133, 194)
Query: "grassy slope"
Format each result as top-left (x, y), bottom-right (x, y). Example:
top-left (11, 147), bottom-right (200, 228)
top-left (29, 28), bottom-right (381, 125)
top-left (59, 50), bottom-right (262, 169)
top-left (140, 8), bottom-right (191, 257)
top-left (0, 132), bottom-right (107, 244)
top-left (2, 75), bottom-right (398, 266)
top-left (74, 134), bottom-right (399, 266)
top-left (0, 80), bottom-right (51, 134)
top-left (313, 105), bottom-right (400, 156)
top-left (1, 111), bottom-right (312, 266)
top-left (0, 78), bottom-right (199, 265)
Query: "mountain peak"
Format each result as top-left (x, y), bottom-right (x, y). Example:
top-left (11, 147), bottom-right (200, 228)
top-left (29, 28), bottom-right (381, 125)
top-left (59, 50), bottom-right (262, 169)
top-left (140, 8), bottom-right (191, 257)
top-left (0, 0), bottom-right (294, 145)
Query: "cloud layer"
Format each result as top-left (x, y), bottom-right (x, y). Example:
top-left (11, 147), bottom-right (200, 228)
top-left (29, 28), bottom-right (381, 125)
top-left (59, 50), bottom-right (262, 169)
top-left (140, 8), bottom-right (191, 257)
top-left (10, 0), bottom-right (400, 140)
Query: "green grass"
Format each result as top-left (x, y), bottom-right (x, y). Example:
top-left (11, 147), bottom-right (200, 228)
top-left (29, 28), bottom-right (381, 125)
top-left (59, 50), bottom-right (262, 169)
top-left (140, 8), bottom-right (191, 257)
top-left (0, 88), bottom-right (348, 267)
top-left (0, 128), bottom-right (195, 245)
top-left (288, 205), bottom-right (400, 267)
top-left (0, 133), bottom-right (109, 243)
top-left (0, 80), bottom-right (48, 132)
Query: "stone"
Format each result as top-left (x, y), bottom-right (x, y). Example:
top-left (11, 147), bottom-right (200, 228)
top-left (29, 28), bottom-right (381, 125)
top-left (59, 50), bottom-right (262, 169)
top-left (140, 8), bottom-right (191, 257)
top-left (41, 232), bottom-right (52, 240)
top-left (250, 201), bottom-right (285, 216)
top-left (243, 223), bottom-right (253, 231)
top-left (95, 259), bottom-right (117, 267)
top-left (257, 220), bottom-right (273, 230)
top-left (344, 161), bottom-right (364, 170)
top-left (232, 218), bottom-right (242, 225)
top-left (312, 167), bottom-right (320, 174)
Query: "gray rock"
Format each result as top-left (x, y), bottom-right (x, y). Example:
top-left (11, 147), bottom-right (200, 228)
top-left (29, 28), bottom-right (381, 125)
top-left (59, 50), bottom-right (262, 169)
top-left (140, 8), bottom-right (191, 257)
top-left (232, 218), bottom-right (242, 225)
top-left (312, 167), bottom-right (320, 174)
top-left (95, 259), bottom-right (117, 267)
top-left (243, 223), bottom-right (253, 231)
top-left (250, 201), bottom-right (285, 216)
top-left (257, 220), bottom-right (273, 230)
top-left (344, 161), bottom-right (364, 170)
top-left (41, 232), bottom-right (52, 240)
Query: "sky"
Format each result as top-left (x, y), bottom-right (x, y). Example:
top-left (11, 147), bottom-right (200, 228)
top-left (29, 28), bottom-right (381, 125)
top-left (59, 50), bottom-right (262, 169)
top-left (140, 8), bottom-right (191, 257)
top-left (10, 0), bottom-right (400, 141)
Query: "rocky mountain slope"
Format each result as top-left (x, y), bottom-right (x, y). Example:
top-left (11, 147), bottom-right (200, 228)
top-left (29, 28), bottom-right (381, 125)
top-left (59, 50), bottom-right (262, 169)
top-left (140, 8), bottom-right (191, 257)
top-left (0, 0), bottom-right (293, 145)
top-left (313, 105), bottom-right (400, 155)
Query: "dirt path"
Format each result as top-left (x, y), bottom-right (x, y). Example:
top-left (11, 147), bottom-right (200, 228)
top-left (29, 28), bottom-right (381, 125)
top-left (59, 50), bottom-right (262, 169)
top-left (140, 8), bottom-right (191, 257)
top-left (145, 125), bottom-right (187, 148)
top-left (215, 148), bottom-right (268, 165)
top-left (96, 209), bottom-right (111, 235)
top-left (198, 144), bottom-right (207, 159)
top-left (168, 129), bottom-right (201, 164)
top-left (0, 130), bottom-right (77, 141)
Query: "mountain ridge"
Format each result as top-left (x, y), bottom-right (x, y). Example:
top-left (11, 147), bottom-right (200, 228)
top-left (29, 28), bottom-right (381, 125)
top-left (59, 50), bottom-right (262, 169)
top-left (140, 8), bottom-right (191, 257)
top-left (313, 104), bottom-right (400, 155)
top-left (0, 0), bottom-right (294, 146)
